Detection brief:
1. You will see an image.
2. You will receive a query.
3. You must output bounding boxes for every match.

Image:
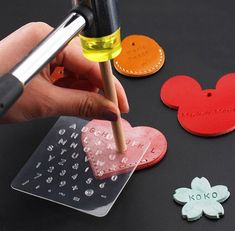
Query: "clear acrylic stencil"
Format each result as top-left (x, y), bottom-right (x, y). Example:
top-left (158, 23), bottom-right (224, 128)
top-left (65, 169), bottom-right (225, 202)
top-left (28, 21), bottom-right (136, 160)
top-left (11, 116), bottom-right (150, 217)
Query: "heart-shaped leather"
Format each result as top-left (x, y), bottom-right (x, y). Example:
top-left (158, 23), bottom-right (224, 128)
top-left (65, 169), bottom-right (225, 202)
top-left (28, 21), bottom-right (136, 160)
top-left (81, 119), bottom-right (167, 179)
top-left (161, 73), bottom-right (235, 136)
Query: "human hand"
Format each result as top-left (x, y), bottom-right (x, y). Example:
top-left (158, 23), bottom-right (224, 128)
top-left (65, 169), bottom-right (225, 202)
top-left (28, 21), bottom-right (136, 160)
top-left (0, 22), bottom-right (129, 123)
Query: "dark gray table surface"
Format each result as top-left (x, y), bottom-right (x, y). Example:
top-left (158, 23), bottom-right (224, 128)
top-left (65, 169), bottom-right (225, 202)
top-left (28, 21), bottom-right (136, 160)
top-left (1, 0), bottom-right (235, 230)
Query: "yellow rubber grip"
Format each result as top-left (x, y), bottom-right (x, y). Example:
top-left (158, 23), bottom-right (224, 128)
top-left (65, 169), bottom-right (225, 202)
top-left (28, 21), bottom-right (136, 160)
top-left (79, 28), bottom-right (121, 62)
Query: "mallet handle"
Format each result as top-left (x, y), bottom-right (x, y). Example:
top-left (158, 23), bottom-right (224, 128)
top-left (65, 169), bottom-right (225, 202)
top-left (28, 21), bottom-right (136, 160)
top-left (99, 61), bottom-right (127, 153)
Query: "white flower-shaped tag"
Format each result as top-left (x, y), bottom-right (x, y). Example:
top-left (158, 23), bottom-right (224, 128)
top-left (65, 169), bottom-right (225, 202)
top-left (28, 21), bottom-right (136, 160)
top-left (173, 177), bottom-right (230, 221)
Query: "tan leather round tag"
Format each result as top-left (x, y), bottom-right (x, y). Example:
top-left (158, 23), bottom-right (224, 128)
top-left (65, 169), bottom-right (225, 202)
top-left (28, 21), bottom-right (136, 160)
top-left (114, 35), bottom-right (165, 77)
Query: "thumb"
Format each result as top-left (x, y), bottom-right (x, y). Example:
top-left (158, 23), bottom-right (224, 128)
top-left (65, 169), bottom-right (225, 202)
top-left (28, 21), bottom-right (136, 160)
top-left (49, 85), bottom-right (119, 121)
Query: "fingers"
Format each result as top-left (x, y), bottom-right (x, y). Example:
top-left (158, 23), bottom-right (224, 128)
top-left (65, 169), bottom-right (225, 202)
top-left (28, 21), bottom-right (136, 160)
top-left (52, 67), bottom-right (129, 115)
top-left (85, 64), bottom-right (130, 113)
top-left (64, 65), bottom-right (129, 113)
top-left (58, 37), bottom-right (129, 113)
top-left (0, 77), bottom-right (119, 123)
top-left (0, 22), bottom-right (53, 75)
top-left (54, 76), bottom-right (98, 92)
top-left (47, 84), bottom-right (120, 121)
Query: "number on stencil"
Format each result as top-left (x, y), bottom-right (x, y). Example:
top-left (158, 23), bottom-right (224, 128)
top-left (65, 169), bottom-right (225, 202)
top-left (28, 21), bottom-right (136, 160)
top-left (47, 166), bottom-right (55, 173)
top-left (73, 197), bottom-right (80, 202)
top-left (84, 167), bottom-right (89, 172)
top-left (58, 159), bottom-right (66, 166)
top-left (71, 174), bottom-right (78, 180)
top-left (33, 173), bottom-right (42, 179)
top-left (99, 182), bottom-right (106, 189)
top-left (86, 178), bottom-right (93, 184)
top-left (59, 170), bottom-right (66, 176)
top-left (36, 162), bottom-right (41, 168)
top-left (21, 180), bottom-right (29, 186)
top-left (59, 181), bottom-right (66, 187)
top-left (85, 189), bottom-right (94, 197)
top-left (46, 177), bottom-right (53, 183)
top-left (72, 185), bottom-right (78, 191)
top-left (111, 175), bottom-right (118, 182)
top-left (59, 192), bottom-right (66, 197)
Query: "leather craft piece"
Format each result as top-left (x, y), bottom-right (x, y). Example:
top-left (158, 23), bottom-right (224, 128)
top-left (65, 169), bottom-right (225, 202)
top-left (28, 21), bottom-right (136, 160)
top-left (81, 119), bottom-right (167, 179)
top-left (160, 73), bottom-right (235, 136)
top-left (173, 177), bottom-right (230, 221)
top-left (113, 35), bottom-right (165, 77)
top-left (50, 66), bottom-right (64, 83)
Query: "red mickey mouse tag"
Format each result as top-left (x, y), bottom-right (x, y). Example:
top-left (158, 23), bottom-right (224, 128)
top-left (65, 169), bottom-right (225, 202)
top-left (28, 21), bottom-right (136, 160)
top-left (160, 73), bottom-right (235, 136)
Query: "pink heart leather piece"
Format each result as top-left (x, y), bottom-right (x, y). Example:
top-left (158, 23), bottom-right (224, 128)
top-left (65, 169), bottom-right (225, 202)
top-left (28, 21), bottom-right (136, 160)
top-left (81, 119), bottom-right (167, 179)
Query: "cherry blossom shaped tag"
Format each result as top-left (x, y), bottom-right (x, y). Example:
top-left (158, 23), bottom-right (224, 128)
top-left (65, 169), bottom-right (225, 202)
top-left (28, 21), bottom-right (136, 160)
top-left (173, 177), bottom-right (230, 221)
top-left (81, 119), bottom-right (167, 179)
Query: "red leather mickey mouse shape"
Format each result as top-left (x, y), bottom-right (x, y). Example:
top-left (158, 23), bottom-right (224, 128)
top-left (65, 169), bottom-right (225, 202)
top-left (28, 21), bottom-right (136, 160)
top-left (160, 73), bottom-right (235, 136)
